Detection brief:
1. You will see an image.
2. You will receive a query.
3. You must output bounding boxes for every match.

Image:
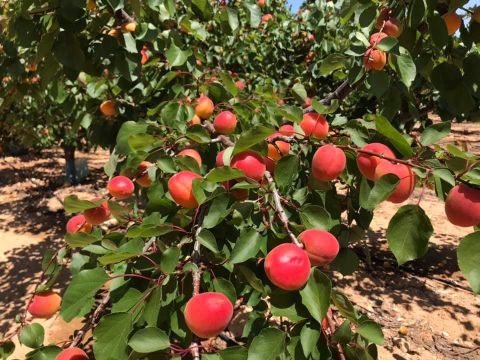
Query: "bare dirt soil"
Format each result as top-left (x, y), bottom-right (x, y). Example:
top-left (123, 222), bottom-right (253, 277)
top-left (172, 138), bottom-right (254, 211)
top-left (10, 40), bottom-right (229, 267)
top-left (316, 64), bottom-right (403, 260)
top-left (0, 134), bottom-right (479, 359)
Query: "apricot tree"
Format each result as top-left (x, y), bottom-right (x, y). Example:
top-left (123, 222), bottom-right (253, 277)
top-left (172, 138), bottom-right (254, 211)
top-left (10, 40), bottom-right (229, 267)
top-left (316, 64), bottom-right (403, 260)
top-left (1, 0), bottom-right (480, 359)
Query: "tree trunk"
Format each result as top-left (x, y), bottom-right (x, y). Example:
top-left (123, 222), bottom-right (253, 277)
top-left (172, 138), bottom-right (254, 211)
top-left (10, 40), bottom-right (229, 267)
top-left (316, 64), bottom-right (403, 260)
top-left (64, 145), bottom-right (77, 185)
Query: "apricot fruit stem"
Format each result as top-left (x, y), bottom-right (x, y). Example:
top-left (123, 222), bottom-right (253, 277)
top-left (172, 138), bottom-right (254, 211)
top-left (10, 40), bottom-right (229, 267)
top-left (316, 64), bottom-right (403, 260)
top-left (264, 171), bottom-right (303, 247)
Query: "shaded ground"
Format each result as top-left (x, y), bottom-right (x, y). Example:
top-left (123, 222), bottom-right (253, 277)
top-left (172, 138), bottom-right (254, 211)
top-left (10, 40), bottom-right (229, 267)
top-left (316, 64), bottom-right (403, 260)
top-left (1, 143), bottom-right (479, 359)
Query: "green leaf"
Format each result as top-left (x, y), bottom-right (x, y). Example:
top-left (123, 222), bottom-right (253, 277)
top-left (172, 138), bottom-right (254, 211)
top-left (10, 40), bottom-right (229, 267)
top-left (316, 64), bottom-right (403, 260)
top-left (430, 63), bottom-right (462, 93)
top-left (420, 122), bottom-right (451, 146)
top-left (25, 345), bottom-right (61, 360)
top-left (220, 346), bottom-right (248, 360)
top-left (213, 278), bottom-right (237, 304)
top-left (387, 205), bottom-right (433, 265)
top-left (376, 37), bottom-right (398, 52)
top-left (191, 0), bottom-right (213, 20)
top-left (116, 121), bottom-right (149, 155)
top-left (128, 327), bottom-right (170, 353)
top-left (19, 324), bottom-right (44, 349)
top-left (243, 2), bottom-right (261, 27)
top-left (428, 14), bottom-right (448, 48)
top-left (230, 229), bottom-right (262, 264)
top-left (367, 71), bottom-right (389, 98)
top-left (408, 0), bottom-right (425, 29)
top-left (275, 155), bottom-right (299, 191)
top-left (392, 48), bottom-right (416, 88)
top-left (319, 54), bottom-right (347, 76)
top-left (93, 313), bottom-right (132, 360)
top-left (53, 32), bottom-right (85, 71)
top-left (360, 174), bottom-right (399, 211)
top-left (64, 195), bottom-right (104, 214)
top-left (0, 341), bottom-right (15, 359)
top-left (186, 125), bottom-right (211, 144)
top-left (233, 126), bottom-right (274, 155)
top-left (299, 269), bottom-right (332, 322)
top-left (374, 115), bottom-right (414, 158)
top-left (300, 322), bottom-right (320, 357)
top-left (300, 205), bottom-right (331, 230)
top-left (331, 249), bottom-right (360, 276)
top-left (311, 99), bottom-right (339, 115)
top-left (331, 290), bottom-right (358, 323)
top-left (66, 231), bottom-right (102, 248)
top-left (61, 268), bottom-right (109, 322)
top-left (292, 83), bottom-right (307, 100)
top-left (247, 328), bottom-right (285, 360)
top-left (160, 247), bottom-right (181, 273)
top-left (198, 228), bottom-right (219, 252)
top-left (166, 40), bottom-right (192, 67)
top-left (357, 321), bottom-right (385, 345)
top-left (206, 167), bottom-right (244, 183)
top-left (203, 193), bottom-right (230, 228)
top-left (457, 232), bottom-right (480, 293)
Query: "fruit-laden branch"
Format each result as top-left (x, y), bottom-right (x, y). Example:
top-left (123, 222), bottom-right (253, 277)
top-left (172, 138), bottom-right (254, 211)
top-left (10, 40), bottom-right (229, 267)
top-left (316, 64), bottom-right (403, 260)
top-left (68, 290), bottom-right (111, 348)
top-left (303, 78), bottom-right (364, 114)
top-left (264, 171), bottom-right (303, 247)
top-left (203, 120), bottom-right (235, 146)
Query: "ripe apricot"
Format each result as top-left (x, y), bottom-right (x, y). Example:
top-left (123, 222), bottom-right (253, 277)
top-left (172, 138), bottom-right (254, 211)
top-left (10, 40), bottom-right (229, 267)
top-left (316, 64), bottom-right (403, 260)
top-left (184, 292), bottom-right (233, 338)
top-left (443, 12), bottom-right (462, 35)
top-left (445, 184), bottom-right (480, 227)
top-left (262, 14), bottom-right (273, 23)
top-left (279, 124), bottom-right (295, 136)
top-left (83, 199), bottom-right (111, 225)
top-left (99, 100), bottom-right (117, 117)
top-left (231, 151), bottom-right (266, 181)
top-left (56, 347), bottom-right (89, 360)
top-left (300, 112), bottom-right (329, 139)
top-left (264, 156), bottom-right (276, 174)
top-left (122, 22), bottom-right (137, 33)
top-left (108, 176), bottom-right (135, 200)
top-left (304, 97), bottom-right (312, 108)
top-left (177, 149), bottom-right (203, 167)
top-left (364, 49), bottom-right (387, 71)
top-left (374, 160), bottom-right (415, 203)
top-left (267, 133), bottom-right (290, 161)
top-left (299, 229), bottom-right (340, 266)
top-left (66, 214), bottom-right (92, 234)
top-left (257, 0), bottom-right (265, 7)
top-left (356, 143), bottom-right (396, 180)
top-left (107, 29), bottom-right (120, 37)
top-left (195, 95), bottom-right (214, 119)
top-left (168, 171), bottom-right (202, 208)
top-left (214, 111), bottom-right (238, 134)
top-left (264, 243), bottom-right (311, 291)
top-left (235, 80), bottom-right (245, 90)
top-left (311, 145), bottom-right (346, 182)
top-left (369, 32), bottom-right (388, 47)
top-left (375, 9), bottom-right (403, 38)
top-left (140, 46), bottom-right (149, 65)
top-left (136, 161), bottom-right (153, 188)
top-left (216, 150), bottom-right (226, 167)
top-left (28, 291), bottom-right (61, 319)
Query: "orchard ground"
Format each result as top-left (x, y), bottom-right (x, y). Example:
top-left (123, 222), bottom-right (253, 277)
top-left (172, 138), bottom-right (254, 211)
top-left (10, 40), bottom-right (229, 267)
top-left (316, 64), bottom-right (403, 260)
top-left (1, 122), bottom-right (480, 359)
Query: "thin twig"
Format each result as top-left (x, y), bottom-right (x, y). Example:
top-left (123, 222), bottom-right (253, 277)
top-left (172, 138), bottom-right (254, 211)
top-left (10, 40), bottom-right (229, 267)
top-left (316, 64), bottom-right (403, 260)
top-left (202, 120), bottom-right (235, 146)
top-left (326, 312), bottom-right (347, 360)
top-left (264, 171), bottom-right (303, 247)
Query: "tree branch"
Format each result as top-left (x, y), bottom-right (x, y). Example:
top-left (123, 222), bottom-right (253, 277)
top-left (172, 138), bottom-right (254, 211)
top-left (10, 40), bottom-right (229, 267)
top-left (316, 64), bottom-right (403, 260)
top-left (264, 171), bottom-right (303, 247)
top-left (203, 120), bottom-right (235, 146)
top-left (326, 312), bottom-right (347, 360)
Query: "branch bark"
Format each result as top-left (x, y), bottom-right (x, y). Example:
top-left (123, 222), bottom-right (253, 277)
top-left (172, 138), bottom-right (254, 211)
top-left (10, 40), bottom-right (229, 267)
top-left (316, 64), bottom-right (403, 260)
top-left (325, 312), bottom-right (347, 360)
top-left (264, 171), bottom-right (303, 247)
top-left (203, 120), bottom-right (235, 146)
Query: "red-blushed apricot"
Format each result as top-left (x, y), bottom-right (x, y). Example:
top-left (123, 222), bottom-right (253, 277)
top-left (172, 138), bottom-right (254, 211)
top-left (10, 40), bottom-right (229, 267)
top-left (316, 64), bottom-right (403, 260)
top-left (28, 291), bottom-right (61, 319)
top-left (216, 150), bottom-right (226, 167)
top-left (443, 12), bottom-right (462, 35)
top-left (264, 243), bottom-right (311, 291)
top-left (140, 46), bottom-right (149, 65)
top-left (83, 200), bottom-right (111, 225)
top-left (168, 171), bottom-right (202, 208)
top-left (298, 229), bottom-right (340, 266)
top-left (369, 32), bottom-right (388, 47)
top-left (136, 161), bottom-right (153, 188)
top-left (262, 14), bottom-right (273, 23)
top-left (304, 97), bottom-right (312, 108)
top-left (177, 149), bottom-right (202, 167)
top-left (356, 143), bottom-right (396, 180)
top-left (184, 292), bottom-right (233, 338)
top-left (300, 113), bottom-right (329, 139)
top-left (188, 114), bottom-right (202, 127)
top-left (264, 156), bottom-right (276, 174)
top-left (279, 124), bottom-right (295, 136)
top-left (235, 80), bottom-right (245, 90)
top-left (107, 28), bottom-right (120, 37)
top-left (374, 160), bottom-right (415, 203)
top-left (375, 9), bottom-right (403, 38)
top-left (445, 184), bottom-right (480, 227)
top-left (66, 214), bottom-right (92, 234)
top-left (108, 176), bottom-right (135, 200)
top-left (231, 151), bottom-right (266, 181)
top-left (223, 180), bottom-right (249, 200)
top-left (56, 347), bottom-right (89, 360)
top-left (257, 0), bottom-right (265, 7)
top-left (311, 145), bottom-right (346, 182)
top-left (474, 8), bottom-right (480, 23)
top-left (364, 49), bottom-right (387, 71)
top-left (214, 111), bottom-right (238, 135)
top-left (195, 95), bottom-right (214, 119)
top-left (267, 132), bottom-right (290, 161)
top-left (100, 100), bottom-right (117, 117)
